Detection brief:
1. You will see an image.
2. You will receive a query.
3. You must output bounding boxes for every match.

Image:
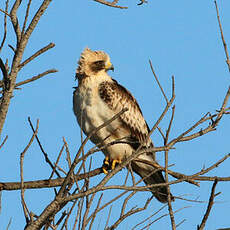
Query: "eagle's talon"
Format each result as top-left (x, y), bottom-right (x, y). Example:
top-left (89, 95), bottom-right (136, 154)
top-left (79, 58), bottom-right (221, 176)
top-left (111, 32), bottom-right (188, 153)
top-left (111, 159), bottom-right (122, 170)
top-left (102, 167), bottom-right (109, 174)
top-left (102, 156), bottom-right (111, 174)
top-left (103, 156), bottom-right (110, 166)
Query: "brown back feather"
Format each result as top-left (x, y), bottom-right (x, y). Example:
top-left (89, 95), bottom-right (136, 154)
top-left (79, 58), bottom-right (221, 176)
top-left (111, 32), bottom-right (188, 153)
top-left (99, 79), bottom-right (152, 150)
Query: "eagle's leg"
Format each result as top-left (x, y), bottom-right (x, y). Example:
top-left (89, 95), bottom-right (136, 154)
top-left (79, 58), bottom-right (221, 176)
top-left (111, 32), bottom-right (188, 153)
top-left (102, 156), bottom-right (110, 174)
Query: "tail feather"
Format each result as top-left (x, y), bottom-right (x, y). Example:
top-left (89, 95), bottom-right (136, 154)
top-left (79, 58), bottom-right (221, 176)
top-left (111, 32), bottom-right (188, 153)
top-left (143, 170), bottom-right (174, 203)
top-left (131, 161), bottom-right (174, 203)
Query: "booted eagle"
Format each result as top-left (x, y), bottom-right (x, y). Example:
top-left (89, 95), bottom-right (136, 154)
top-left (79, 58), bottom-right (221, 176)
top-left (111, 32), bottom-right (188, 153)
top-left (73, 48), bottom-right (173, 203)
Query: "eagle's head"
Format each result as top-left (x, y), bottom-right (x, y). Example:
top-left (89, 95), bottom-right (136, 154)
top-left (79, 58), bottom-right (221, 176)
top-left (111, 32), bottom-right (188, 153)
top-left (76, 48), bottom-right (114, 80)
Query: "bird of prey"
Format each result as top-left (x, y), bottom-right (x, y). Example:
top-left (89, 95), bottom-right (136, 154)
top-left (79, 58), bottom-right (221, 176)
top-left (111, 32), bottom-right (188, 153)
top-left (73, 48), bottom-right (173, 203)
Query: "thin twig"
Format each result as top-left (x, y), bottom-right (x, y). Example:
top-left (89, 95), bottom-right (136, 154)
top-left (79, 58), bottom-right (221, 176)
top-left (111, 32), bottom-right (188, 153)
top-left (21, 0), bottom-right (32, 36)
top-left (165, 149), bottom-right (176, 230)
top-left (140, 206), bottom-right (190, 230)
top-left (93, 0), bottom-right (128, 9)
top-left (0, 7), bottom-right (10, 17)
top-left (19, 43), bottom-right (55, 70)
top-left (55, 211), bottom-right (67, 227)
top-left (28, 117), bottom-right (61, 178)
top-left (63, 137), bottom-right (72, 183)
top-left (0, 0), bottom-right (9, 53)
top-left (60, 201), bottom-right (77, 229)
top-left (134, 158), bottom-right (199, 186)
top-left (214, 1), bottom-right (230, 72)
top-left (20, 119), bottom-right (39, 224)
top-left (108, 196), bottom-right (152, 229)
top-left (189, 154), bottom-right (230, 179)
top-left (0, 135), bottom-right (8, 149)
top-left (165, 105), bottom-right (175, 144)
top-left (149, 60), bottom-right (169, 104)
top-left (87, 190), bottom-right (128, 224)
top-left (176, 219), bottom-right (186, 228)
top-left (216, 86), bottom-right (230, 122)
top-left (14, 69), bottom-right (58, 89)
top-left (72, 199), bottom-right (83, 230)
top-left (132, 204), bottom-right (167, 229)
top-left (6, 218), bottom-right (12, 230)
top-left (89, 194), bottom-right (104, 230)
top-left (148, 75), bottom-right (175, 136)
top-left (48, 143), bottom-right (65, 180)
top-left (120, 191), bottom-right (136, 217)
top-left (104, 205), bottom-right (112, 229)
top-left (82, 190), bottom-right (97, 229)
top-left (164, 106), bottom-right (176, 229)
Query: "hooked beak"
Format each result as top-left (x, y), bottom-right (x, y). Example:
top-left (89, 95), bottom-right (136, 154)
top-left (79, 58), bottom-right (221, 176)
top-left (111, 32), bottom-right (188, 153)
top-left (109, 64), bottom-right (114, 72)
top-left (105, 61), bottom-right (114, 72)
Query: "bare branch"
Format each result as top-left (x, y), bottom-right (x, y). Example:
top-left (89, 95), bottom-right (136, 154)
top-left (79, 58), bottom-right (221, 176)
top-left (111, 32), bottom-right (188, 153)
top-left (0, 168), bottom-right (102, 191)
top-left (0, 0), bottom-right (9, 53)
top-left (23, 0), bottom-right (52, 43)
top-left (0, 0), bottom-right (53, 138)
top-left (197, 179), bottom-right (219, 230)
top-left (11, 69), bottom-right (57, 90)
top-left (18, 43), bottom-right (55, 70)
top-left (21, 0), bottom-right (32, 36)
top-left (10, 0), bottom-right (22, 42)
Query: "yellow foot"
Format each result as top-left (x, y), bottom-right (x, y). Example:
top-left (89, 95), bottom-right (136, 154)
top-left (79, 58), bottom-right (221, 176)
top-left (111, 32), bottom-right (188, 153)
top-left (111, 159), bottom-right (122, 170)
top-left (102, 156), bottom-right (110, 174)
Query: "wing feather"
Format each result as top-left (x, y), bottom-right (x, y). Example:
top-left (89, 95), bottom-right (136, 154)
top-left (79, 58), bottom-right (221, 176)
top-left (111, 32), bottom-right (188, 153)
top-left (98, 80), bottom-right (152, 149)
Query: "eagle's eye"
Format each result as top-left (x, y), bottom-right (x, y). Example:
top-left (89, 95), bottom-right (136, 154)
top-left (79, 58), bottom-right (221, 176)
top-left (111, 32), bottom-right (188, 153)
top-left (90, 60), bottom-right (105, 72)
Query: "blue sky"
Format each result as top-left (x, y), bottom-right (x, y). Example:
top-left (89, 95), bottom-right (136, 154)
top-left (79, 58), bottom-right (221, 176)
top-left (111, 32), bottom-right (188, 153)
top-left (0, 0), bottom-right (230, 229)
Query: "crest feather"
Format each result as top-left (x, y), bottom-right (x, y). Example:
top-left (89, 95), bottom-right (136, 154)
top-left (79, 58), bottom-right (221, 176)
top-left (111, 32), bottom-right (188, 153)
top-left (76, 48), bottom-right (109, 76)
